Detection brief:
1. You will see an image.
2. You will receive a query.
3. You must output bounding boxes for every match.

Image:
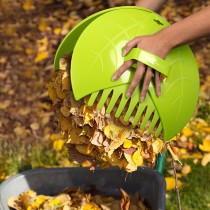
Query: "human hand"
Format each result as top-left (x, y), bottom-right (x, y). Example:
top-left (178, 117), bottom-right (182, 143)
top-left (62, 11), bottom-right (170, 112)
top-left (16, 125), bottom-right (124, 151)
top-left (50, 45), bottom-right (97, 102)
top-left (112, 33), bottom-right (171, 101)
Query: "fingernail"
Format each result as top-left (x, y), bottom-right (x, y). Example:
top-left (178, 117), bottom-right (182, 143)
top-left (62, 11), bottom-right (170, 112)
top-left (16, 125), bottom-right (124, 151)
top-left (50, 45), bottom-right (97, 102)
top-left (157, 92), bottom-right (161, 97)
top-left (112, 75), bottom-right (117, 81)
top-left (126, 92), bottom-right (131, 98)
top-left (122, 49), bottom-right (127, 56)
top-left (141, 96), bottom-right (145, 102)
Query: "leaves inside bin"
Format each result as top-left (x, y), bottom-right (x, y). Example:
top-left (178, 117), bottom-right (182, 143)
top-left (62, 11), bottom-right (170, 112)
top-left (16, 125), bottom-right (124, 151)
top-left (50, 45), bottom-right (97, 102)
top-left (8, 187), bottom-right (150, 210)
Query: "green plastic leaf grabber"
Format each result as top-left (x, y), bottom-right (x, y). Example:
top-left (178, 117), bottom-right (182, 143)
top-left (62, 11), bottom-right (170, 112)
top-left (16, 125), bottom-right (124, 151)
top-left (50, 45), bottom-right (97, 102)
top-left (54, 6), bottom-right (199, 141)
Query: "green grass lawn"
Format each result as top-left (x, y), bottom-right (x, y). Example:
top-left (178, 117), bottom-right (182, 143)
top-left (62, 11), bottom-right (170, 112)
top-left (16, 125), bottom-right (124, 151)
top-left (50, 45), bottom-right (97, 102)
top-left (165, 159), bottom-right (210, 210)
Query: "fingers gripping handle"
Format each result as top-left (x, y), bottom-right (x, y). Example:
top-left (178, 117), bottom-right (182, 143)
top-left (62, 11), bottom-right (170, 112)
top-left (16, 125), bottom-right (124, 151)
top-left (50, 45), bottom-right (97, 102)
top-left (124, 48), bottom-right (170, 76)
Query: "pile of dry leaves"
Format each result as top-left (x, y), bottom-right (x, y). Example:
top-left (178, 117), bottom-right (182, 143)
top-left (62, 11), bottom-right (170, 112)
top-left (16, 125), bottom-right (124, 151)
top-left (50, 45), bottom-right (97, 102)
top-left (8, 188), bottom-right (149, 210)
top-left (48, 56), bottom-right (179, 172)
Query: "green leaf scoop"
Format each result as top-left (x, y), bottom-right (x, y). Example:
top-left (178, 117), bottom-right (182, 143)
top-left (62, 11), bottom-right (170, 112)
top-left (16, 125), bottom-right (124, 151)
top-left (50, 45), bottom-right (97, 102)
top-left (54, 6), bottom-right (199, 141)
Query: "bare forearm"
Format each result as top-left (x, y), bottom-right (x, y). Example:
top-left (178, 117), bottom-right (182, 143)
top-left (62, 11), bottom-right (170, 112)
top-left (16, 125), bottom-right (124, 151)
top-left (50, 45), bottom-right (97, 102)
top-left (135, 0), bottom-right (167, 11)
top-left (158, 5), bottom-right (210, 49)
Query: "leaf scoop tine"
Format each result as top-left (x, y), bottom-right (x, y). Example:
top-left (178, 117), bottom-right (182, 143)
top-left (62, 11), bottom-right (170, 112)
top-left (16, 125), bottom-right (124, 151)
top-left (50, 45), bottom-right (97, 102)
top-left (140, 104), bottom-right (155, 130)
top-left (106, 91), bottom-right (122, 114)
top-left (148, 111), bottom-right (160, 133)
top-left (97, 89), bottom-right (112, 110)
top-left (88, 91), bottom-right (99, 106)
top-left (132, 103), bottom-right (147, 126)
top-left (115, 95), bottom-right (129, 118)
top-left (124, 97), bottom-right (139, 122)
top-left (155, 122), bottom-right (163, 137)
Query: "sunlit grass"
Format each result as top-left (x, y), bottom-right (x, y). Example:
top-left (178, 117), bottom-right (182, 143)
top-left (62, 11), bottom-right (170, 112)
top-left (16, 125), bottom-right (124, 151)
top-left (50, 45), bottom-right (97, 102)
top-left (0, 137), bottom-right (73, 183)
top-left (165, 159), bottom-right (210, 210)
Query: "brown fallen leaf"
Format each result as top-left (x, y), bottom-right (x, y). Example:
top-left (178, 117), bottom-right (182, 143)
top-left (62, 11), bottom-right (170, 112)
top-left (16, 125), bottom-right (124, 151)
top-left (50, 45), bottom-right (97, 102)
top-left (120, 188), bottom-right (130, 210)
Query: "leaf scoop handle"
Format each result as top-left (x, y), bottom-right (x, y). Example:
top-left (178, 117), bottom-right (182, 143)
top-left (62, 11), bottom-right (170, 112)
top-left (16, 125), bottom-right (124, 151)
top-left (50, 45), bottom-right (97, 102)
top-left (124, 48), bottom-right (170, 76)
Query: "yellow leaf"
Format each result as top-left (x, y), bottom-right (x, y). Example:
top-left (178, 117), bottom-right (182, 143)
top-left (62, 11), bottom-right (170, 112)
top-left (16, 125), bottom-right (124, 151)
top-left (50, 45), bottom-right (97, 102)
top-left (37, 38), bottom-right (48, 52)
top-left (165, 177), bottom-right (183, 191)
top-left (107, 149), bottom-right (114, 159)
top-left (123, 139), bottom-right (132, 149)
top-left (49, 199), bottom-right (61, 207)
top-left (180, 152), bottom-right (203, 159)
top-left (59, 158), bottom-right (73, 167)
top-left (25, 48), bottom-right (33, 55)
top-left (83, 105), bottom-right (94, 125)
top-left (81, 203), bottom-right (101, 210)
top-left (176, 173), bottom-right (182, 178)
top-left (132, 149), bottom-right (143, 166)
top-left (109, 137), bottom-right (126, 150)
top-left (38, 20), bottom-right (47, 31)
top-left (35, 51), bottom-right (48, 63)
top-left (105, 124), bottom-right (132, 142)
top-left (199, 139), bottom-right (210, 152)
top-left (202, 127), bottom-right (210, 133)
top-left (179, 148), bottom-right (187, 155)
top-left (124, 153), bottom-right (137, 172)
top-left (82, 160), bottom-right (92, 167)
top-left (136, 141), bottom-right (141, 147)
top-left (152, 138), bottom-right (165, 154)
top-left (54, 28), bottom-right (61, 35)
top-left (181, 164), bottom-right (192, 176)
top-left (104, 125), bottom-right (111, 139)
top-left (31, 196), bottom-right (47, 208)
top-left (53, 139), bottom-right (65, 151)
top-left (196, 121), bottom-right (207, 129)
top-left (27, 190), bottom-right (37, 196)
top-left (181, 127), bottom-right (193, 137)
top-left (201, 153), bottom-right (210, 166)
top-left (23, 0), bottom-right (32, 10)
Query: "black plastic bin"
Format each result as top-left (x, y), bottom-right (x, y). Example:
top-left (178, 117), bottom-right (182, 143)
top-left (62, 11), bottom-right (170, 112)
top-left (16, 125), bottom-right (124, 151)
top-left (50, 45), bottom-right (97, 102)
top-left (0, 167), bottom-right (166, 210)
